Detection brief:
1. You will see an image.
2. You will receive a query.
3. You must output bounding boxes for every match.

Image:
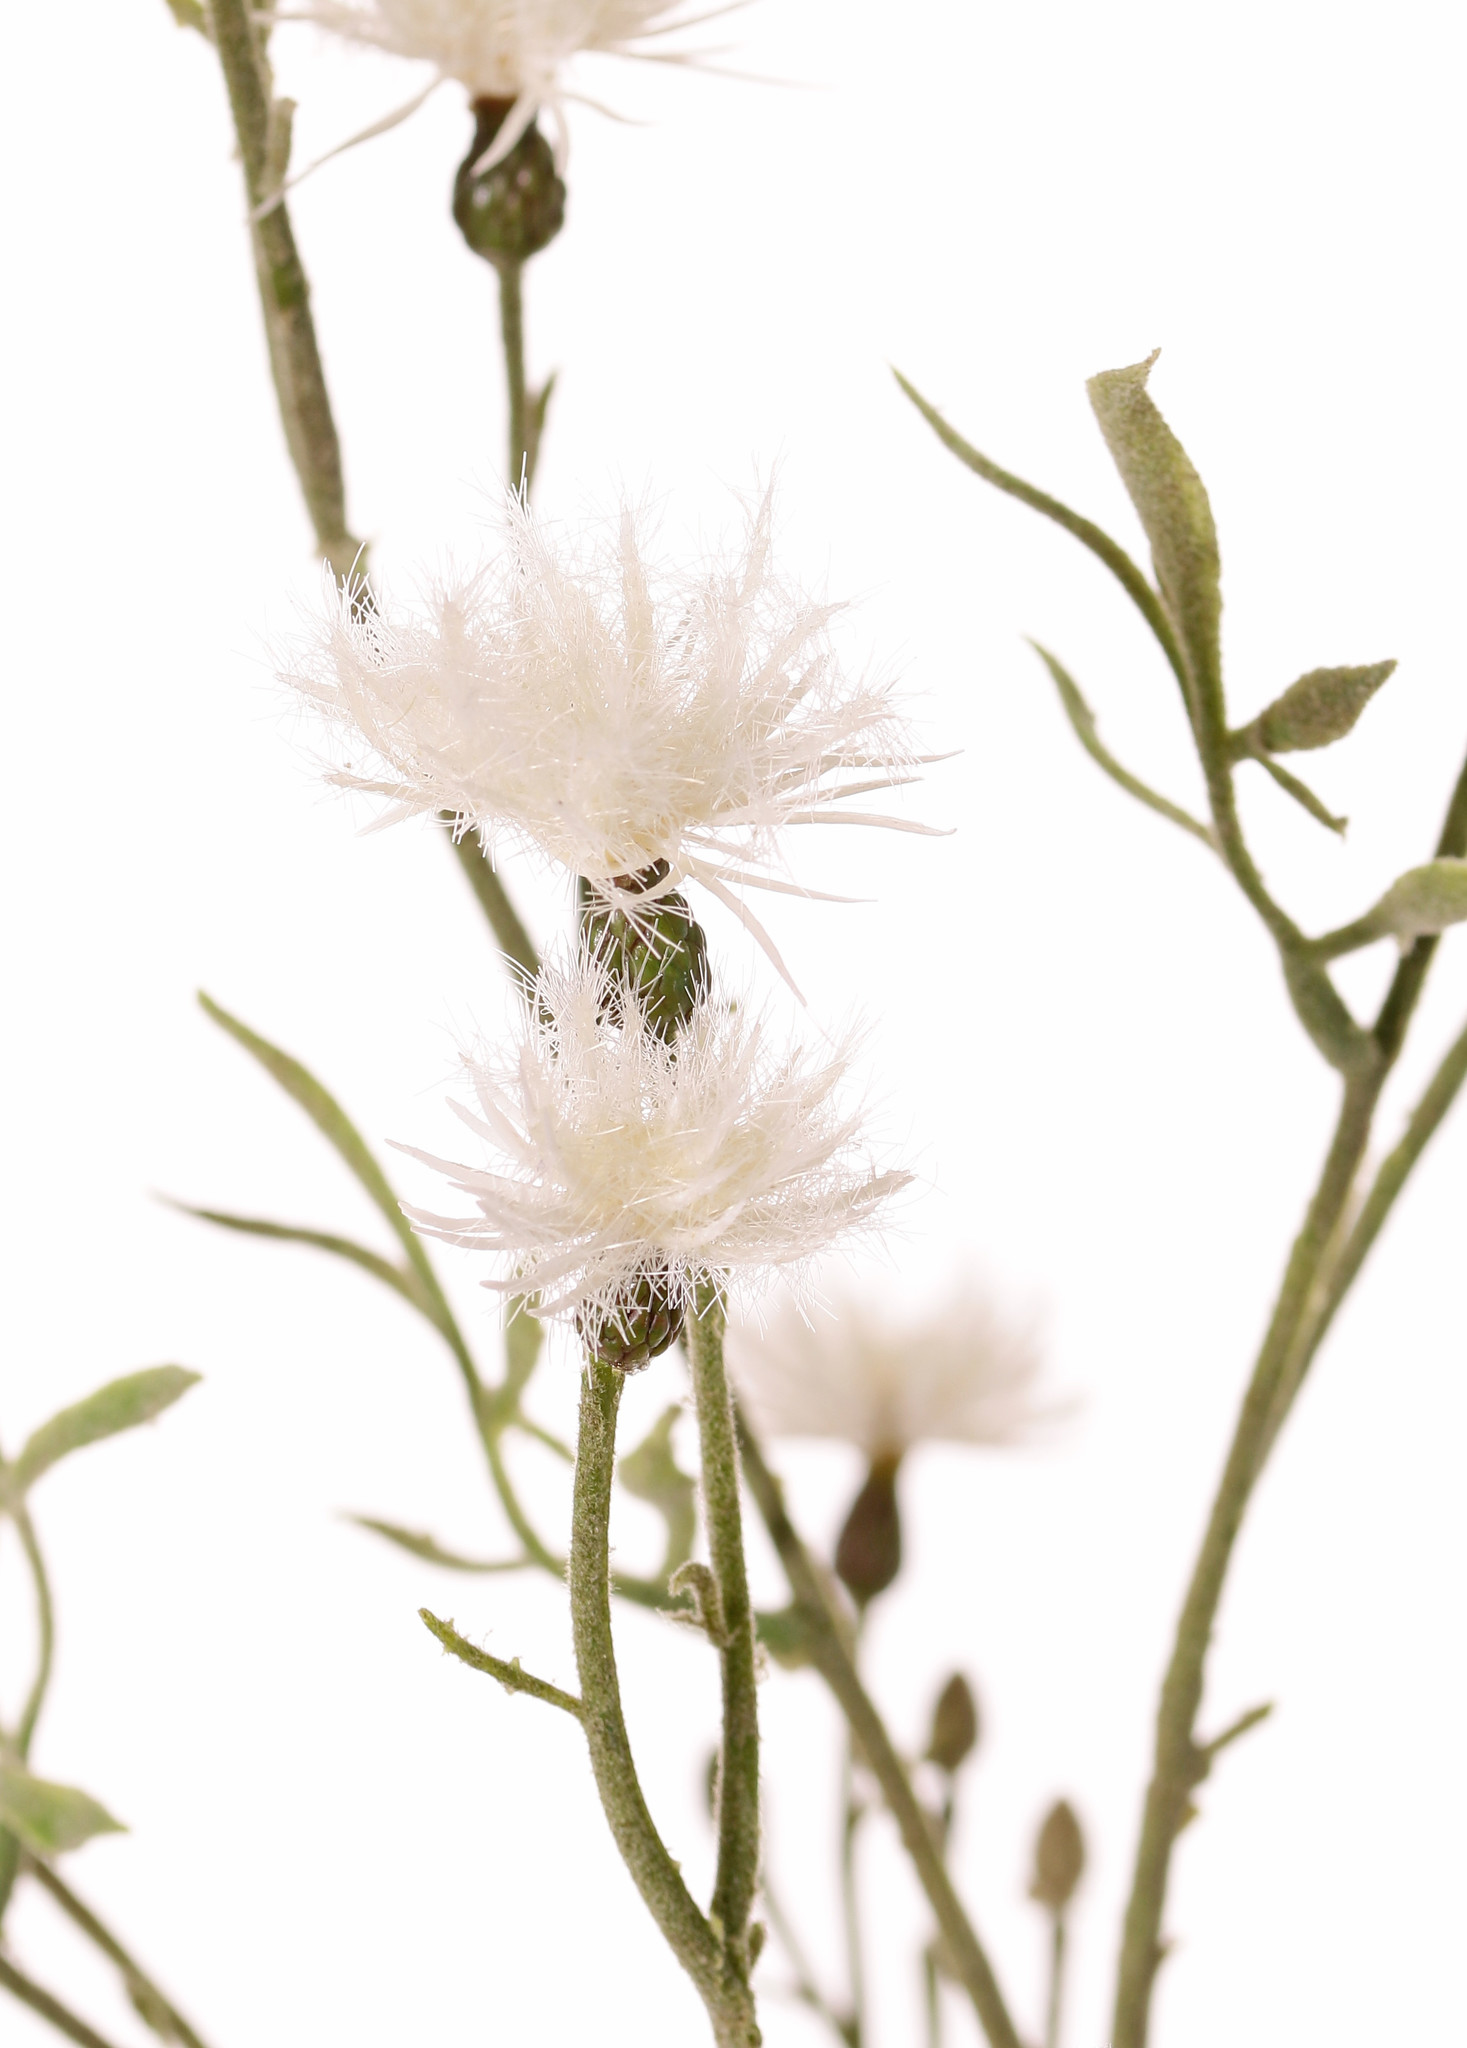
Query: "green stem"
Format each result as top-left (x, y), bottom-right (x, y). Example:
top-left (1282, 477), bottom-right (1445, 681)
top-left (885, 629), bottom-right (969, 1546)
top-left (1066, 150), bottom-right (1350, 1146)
top-left (735, 1414), bottom-right (1022, 2048)
top-left (687, 1286), bottom-right (760, 1966)
top-left (760, 1870), bottom-right (857, 2048)
top-left (569, 1362), bottom-right (757, 2047)
top-left (0, 1507), bottom-right (56, 1923)
top-left (839, 1725), bottom-right (867, 2048)
top-left (1044, 1914), bottom-right (1067, 2048)
top-left (20, 1858), bottom-right (213, 2048)
top-left (446, 825), bottom-right (541, 980)
top-left (202, 0), bottom-right (363, 576)
top-left (0, 1955), bottom-right (125, 2048)
top-left (498, 260), bottom-right (529, 488)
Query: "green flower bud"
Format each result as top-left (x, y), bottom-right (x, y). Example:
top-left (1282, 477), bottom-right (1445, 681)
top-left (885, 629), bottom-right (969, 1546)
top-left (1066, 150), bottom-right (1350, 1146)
top-left (834, 1451), bottom-right (902, 1607)
top-left (582, 860), bottom-right (711, 1043)
top-left (453, 97), bottom-right (566, 268)
top-left (1029, 1799), bottom-right (1086, 1914)
top-left (925, 1672), bottom-right (981, 1774)
top-left (579, 1266), bottom-right (684, 1374)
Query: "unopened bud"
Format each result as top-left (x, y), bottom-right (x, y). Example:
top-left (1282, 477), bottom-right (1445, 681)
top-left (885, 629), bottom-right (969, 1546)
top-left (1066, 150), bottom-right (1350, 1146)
top-left (925, 1672), bottom-right (980, 1773)
top-left (453, 98), bottom-right (566, 268)
top-left (582, 860), bottom-right (711, 1043)
top-left (834, 1451), bottom-right (902, 1607)
top-left (1255, 660), bottom-right (1395, 754)
top-left (579, 1266), bottom-right (684, 1374)
top-left (1029, 1799), bottom-right (1085, 1913)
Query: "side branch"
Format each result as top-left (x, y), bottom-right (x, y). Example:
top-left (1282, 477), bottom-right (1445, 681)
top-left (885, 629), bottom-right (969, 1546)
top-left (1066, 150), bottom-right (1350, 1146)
top-left (419, 1609), bottom-right (583, 1717)
top-left (687, 1285), bottom-right (761, 1967)
top-left (569, 1364), bottom-right (755, 2046)
top-left (0, 1955), bottom-right (125, 2048)
top-left (735, 1414), bottom-right (1023, 2048)
top-left (203, 0), bottom-right (363, 575)
top-left (1029, 643), bottom-right (1215, 849)
top-left (20, 1859), bottom-right (213, 2048)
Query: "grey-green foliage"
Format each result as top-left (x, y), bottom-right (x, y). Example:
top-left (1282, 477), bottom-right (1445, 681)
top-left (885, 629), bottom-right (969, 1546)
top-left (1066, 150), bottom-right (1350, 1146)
top-left (1253, 661), bottom-right (1397, 753)
top-left (1086, 352), bottom-right (1222, 710)
top-left (1, 1368), bottom-right (199, 1507)
top-left (1360, 858), bottom-right (1467, 943)
top-left (0, 1763), bottom-right (124, 1858)
top-left (618, 1405), bottom-right (697, 1581)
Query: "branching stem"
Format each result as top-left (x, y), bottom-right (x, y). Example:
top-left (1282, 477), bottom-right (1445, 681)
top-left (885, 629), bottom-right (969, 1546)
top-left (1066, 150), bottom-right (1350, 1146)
top-left (0, 1954), bottom-right (126, 2048)
top-left (21, 1859), bottom-right (213, 2048)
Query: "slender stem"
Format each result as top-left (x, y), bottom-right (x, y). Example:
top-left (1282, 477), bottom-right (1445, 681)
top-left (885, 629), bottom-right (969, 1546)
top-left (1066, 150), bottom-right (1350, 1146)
top-left (569, 1362), bottom-right (756, 2047)
top-left (839, 1726), bottom-right (867, 2048)
top-left (687, 1286), bottom-right (760, 1964)
top-left (497, 261), bottom-right (529, 488)
top-left (1043, 1914), bottom-right (1067, 2048)
top-left (1112, 737), bottom-right (1467, 2048)
top-left (15, 1509), bottom-right (53, 1759)
top-left (0, 1955), bottom-right (126, 2048)
top-left (202, 0), bottom-right (363, 576)
top-left (418, 1608), bottom-right (583, 1717)
top-left (735, 1413), bottom-right (1023, 2048)
top-left (446, 825), bottom-right (541, 980)
top-left (923, 1947), bottom-right (941, 2048)
top-left (760, 1870), bottom-right (857, 2048)
top-left (20, 1858), bottom-right (213, 2048)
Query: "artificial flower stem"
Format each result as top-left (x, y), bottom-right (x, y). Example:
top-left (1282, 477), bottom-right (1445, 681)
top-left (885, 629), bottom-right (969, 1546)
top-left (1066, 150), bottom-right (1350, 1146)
top-left (734, 1414), bottom-right (1023, 2048)
top-left (497, 260), bottom-right (531, 488)
top-left (1043, 1912), bottom-right (1067, 2048)
top-left (569, 1361), bottom-right (757, 2047)
top-left (1113, 740), bottom-right (1467, 2048)
top-left (0, 1954), bottom-right (124, 2048)
top-left (20, 1859), bottom-right (213, 2048)
top-left (687, 1283), bottom-right (760, 1972)
top-left (0, 1507), bottom-right (54, 1923)
top-left (202, 0), bottom-right (364, 578)
top-left (446, 827), bottom-right (541, 979)
top-left (839, 1712), bottom-right (867, 2048)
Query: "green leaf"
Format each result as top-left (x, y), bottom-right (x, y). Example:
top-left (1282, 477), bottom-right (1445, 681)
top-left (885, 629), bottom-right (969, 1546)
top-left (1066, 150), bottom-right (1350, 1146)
top-left (164, 1201), bottom-right (425, 1314)
top-left (345, 1515), bottom-right (529, 1573)
top-left (5, 1369), bottom-right (199, 1502)
top-left (1028, 642), bottom-right (1214, 848)
top-left (1254, 661), bottom-right (1396, 753)
top-left (503, 1302), bottom-right (545, 1396)
top-left (162, 0), bottom-right (209, 33)
top-left (1086, 353), bottom-right (1222, 713)
top-left (617, 1405), bottom-right (697, 1579)
top-left (197, 994), bottom-right (448, 1325)
top-left (0, 1763), bottom-right (124, 1856)
top-left (1360, 859), bottom-right (1467, 943)
top-left (754, 1603), bottom-right (819, 1672)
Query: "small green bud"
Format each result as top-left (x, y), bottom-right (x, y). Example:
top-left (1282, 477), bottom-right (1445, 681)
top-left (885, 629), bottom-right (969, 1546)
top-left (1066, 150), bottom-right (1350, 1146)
top-left (925, 1672), bottom-right (981, 1773)
top-left (1254, 661), bottom-right (1395, 753)
top-left (1029, 1799), bottom-right (1086, 1913)
top-left (582, 860), bottom-right (712, 1043)
top-left (834, 1451), bottom-right (903, 1607)
top-left (579, 1266), bottom-right (684, 1374)
top-left (1358, 857), bottom-right (1467, 944)
top-left (452, 97), bottom-right (566, 268)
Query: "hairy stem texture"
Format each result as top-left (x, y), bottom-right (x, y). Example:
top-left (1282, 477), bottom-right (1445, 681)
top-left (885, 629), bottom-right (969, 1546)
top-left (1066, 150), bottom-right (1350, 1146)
top-left (570, 1362), bottom-right (759, 2047)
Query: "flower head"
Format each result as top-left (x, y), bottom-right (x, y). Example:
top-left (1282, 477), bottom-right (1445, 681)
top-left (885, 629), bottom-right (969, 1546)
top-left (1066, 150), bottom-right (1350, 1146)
top-left (285, 492), bottom-right (932, 973)
top-left (728, 1280), bottom-right (1049, 1459)
top-left (396, 953), bottom-right (910, 1351)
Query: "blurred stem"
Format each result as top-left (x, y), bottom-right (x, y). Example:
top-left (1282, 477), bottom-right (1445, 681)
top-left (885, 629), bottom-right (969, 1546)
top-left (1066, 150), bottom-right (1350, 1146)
top-left (0, 1506), bottom-right (55, 1923)
top-left (0, 1955), bottom-right (124, 2048)
top-left (202, 0), bottom-right (363, 576)
top-left (446, 825), bottom-right (541, 979)
top-left (569, 1362), bottom-right (756, 2047)
top-left (1044, 1914), bottom-right (1067, 2048)
top-left (923, 1948), bottom-right (941, 2048)
top-left (498, 260), bottom-right (528, 486)
top-left (761, 1870), bottom-right (858, 2048)
top-left (21, 1858), bottom-right (213, 2048)
top-left (839, 1722), bottom-right (867, 2048)
top-left (687, 1284), bottom-right (760, 1969)
top-left (1113, 739), bottom-right (1467, 2048)
top-left (735, 1412), bottom-right (1023, 2048)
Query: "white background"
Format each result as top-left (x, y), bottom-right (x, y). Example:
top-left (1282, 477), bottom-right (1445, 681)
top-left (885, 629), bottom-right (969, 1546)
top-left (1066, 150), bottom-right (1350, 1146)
top-left (3, 1), bottom-right (1465, 2044)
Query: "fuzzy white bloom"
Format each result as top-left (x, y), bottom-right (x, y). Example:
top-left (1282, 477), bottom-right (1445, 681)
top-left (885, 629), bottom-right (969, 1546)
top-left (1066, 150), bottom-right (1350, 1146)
top-left (727, 1281), bottom-right (1051, 1457)
top-left (395, 954), bottom-right (910, 1336)
top-left (284, 492), bottom-right (934, 976)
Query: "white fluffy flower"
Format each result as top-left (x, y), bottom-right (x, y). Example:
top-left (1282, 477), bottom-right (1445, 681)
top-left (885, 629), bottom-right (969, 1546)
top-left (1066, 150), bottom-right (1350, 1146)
top-left (284, 492), bottom-right (934, 976)
top-left (395, 953), bottom-right (910, 1335)
top-left (727, 1282), bottom-right (1050, 1457)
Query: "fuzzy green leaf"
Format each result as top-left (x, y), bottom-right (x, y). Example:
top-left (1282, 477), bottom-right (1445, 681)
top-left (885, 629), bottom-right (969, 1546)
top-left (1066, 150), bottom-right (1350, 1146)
top-left (0, 1764), bottom-right (125, 1856)
top-left (1255, 661), bottom-right (1396, 753)
top-left (5, 1369), bottom-right (199, 1503)
top-left (346, 1515), bottom-right (528, 1573)
top-left (1361, 859), bottom-right (1467, 943)
top-left (617, 1405), bottom-right (697, 1579)
top-left (166, 1202), bottom-right (425, 1314)
top-left (1086, 353), bottom-right (1222, 709)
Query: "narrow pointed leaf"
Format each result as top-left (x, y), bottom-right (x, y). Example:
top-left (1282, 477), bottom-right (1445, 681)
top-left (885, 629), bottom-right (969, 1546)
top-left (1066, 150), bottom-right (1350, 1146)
top-left (1087, 354), bottom-right (1222, 712)
top-left (1360, 858), bottom-right (1467, 943)
top-left (0, 1763), bottom-right (125, 1856)
top-left (346, 1515), bottom-right (530, 1573)
top-left (8, 1369), bottom-right (199, 1500)
top-left (1029, 643), bottom-right (1213, 847)
top-left (1255, 661), bottom-right (1396, 753)
top-left (618, 1405), bottom-right (697, 1578)
top-left (1249, 751), bottom-right (1346, 834)
top-left (503, 1302), bottom-right (545, 1394)
top-left (198, 994), bottom-right (445, 1311)
top-left (167, 1202), bottom-right (426, 1316)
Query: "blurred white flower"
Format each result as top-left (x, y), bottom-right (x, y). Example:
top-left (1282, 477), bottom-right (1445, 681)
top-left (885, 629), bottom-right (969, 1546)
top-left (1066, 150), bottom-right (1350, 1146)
top-left (728, 1281), bottom-right (1050, 1457)
top-left (284, 491), bottom-right (934, 980)
top-left (395, 953), bottom-right (910, 1343)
